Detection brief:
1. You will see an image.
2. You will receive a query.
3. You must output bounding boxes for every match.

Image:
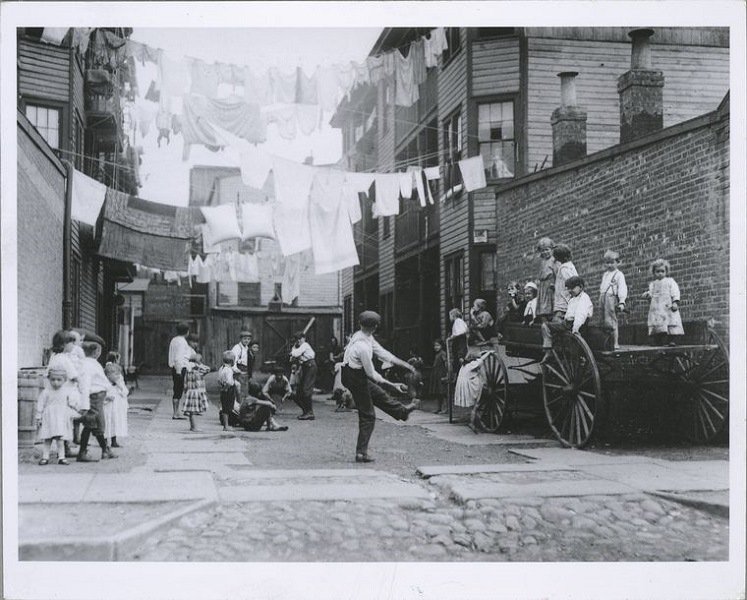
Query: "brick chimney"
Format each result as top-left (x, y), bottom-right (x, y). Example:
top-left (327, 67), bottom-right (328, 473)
top-left (551, 71), bottom-right (587, 166)
top-left (617, 28), bottom-right (664, 143)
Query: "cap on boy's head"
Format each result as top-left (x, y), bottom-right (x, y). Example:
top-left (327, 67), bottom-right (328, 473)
top-left (565, 275), bottom-right (585, 289)
top-left (604, 249), bottom-right (620, 261)
top-left (222, 351), bottom-right (235, 364)
top-left (293, 331), bottom-right (305, 340)
top-left (273, 365), bottom-right (285, 376)
top-left (524, 281), bottom-right (538, 291)
top-left (359, 311), bottom-right (381, 328)
top-left (240, 329), bottom-right (252, 338)
top-left (176, 322), bottom-right (190, 336)
top-left (81, 341), bottom-right (101, 357)
top-left (247, 381), bottom-right (263, 397)
top-left (553, 243), bottom-right (572, 263)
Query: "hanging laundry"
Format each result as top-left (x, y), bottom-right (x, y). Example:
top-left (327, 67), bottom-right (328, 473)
top-left (296, 103), bottom-right (320, 136)
top-left (373, 173), bottom-right (402, 217)
top-left (97, 189), bottom-right (194, 271)
top-left (366, 55), bottom-right (386, 85)
top-left (126, 39), bottom-right (159, 66)
top-left (352, 60), bottom-right (370, 89)
top-left (40, 28), bottom-right (69, 45)
top-left (271, 157), bottom-right (316, 256)
top-left (71, 28), bottom-right (93, 55)
top-left (243, 66), bottom-right (273, 106)
top-left (423, 166), bottom-right (441, 181)
top-left (144, 80), bottom-right (161, 103)
top-left (156, 108), bottom-right (171, 147)
top-left (383, 52), bottom-right (396, 80)
top-left (190, 59), bottom-right (220, 98)
top-left (394, 48), bottom-right (419, 107)
top-left (398, 171), bottom-right (414, 200)
top-left (337, 63), bottom-right (356, 98)
top-left (407, 166), bottom-right (427, 208)
top-left (458, 156), bottom-right (488, 192)
top-left (171, 113), bottom-right (182, 135)
top-left (135, 101), bottom-right (158, 138)
top-left (343, 172), bottom-right (374, 224)
top-left (200, 204), bottom-right (242, 244)
top-left (263, 104), bottom-right (298, 140)
top-left (184, 94), bottom-right (266, 144)
top-left (410, 38), bottom-right (427, 86)
top-left (309, 169), bottom-right (359, 275)
top-left (209, 123), bottom-right (272, 189)
top-left (158, 50), bottom-right (190, 109)
top-left (317, 65), bottom-right (342, 112)
top-left (296, 67), bottom-right (318, 104)
top-left (235, 253), bottom-right (260, 283)
top-left (196, 254), bottom-right (212, 283)
top-left (163, 270), bottom-right (182, 284)
top-left (269, 67), bottom-right (297, 104)
top-left (241, 202), bottom-right (275, 240)
top-left (281, 253), bottom-right (303, 303)
top-left (71, 169), bottom-right (107, 226)
top-left (425, 27), bottom-right (449, 68)
top-left (187, 255), bottom-right (202, 279)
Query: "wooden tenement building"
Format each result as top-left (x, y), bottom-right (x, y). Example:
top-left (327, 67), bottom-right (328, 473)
top-left (332, 27), bottom-right (729, 360)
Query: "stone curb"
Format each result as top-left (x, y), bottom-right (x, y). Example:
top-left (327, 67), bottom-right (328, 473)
top-left (649, 491), bottom-right (729, 519)
top-left (19, 498), bottom-right (214, 561)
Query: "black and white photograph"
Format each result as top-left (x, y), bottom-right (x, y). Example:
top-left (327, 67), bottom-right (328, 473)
top-left (1, 2), bottom-right (745, 599)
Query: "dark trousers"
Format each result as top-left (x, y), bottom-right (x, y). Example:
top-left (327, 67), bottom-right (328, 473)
top-left (342, 366), bottom-right (409, 456)
top-left (235, 364), bottom-right (249, 390)
top-left (171, 367), bottom-right (187, 399)
top-left (296, 359), bottom-right (317, 414)
top-left (239, 402), bottom-right (273, 431)
top-left (80, 391), bottom-right (107, 453)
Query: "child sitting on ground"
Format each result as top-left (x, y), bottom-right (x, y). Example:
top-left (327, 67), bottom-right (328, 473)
top-left (217, 351), bottom-right (241, 431)
top-left (35, 368), bottom-right (78, 465)
top-left (599, 250), bottom-right (628, 349)
top-left (552, 243), bottom-right (578, 321)
top-left (238, 381), bottom-right (288, 432)
top-left (262, 366), bottom-right (293, 413)
top-left (541, 276), bottom-right (593, 363)
top-left (641, 258), bottom-right (684, 346)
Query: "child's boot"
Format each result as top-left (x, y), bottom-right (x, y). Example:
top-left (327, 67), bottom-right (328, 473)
top-left (111, 436), bottom-right (121, 448)
top-left (76, 429), bottom-right (99, 462)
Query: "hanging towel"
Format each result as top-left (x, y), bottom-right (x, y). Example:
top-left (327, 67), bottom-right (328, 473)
top-left (343, 172), bottom-right (374, 224)
top-left (197, 254), bottom-right (213, 283)
top-left (71, 169), bottom-right (107, 226)
top-left (281, 253), bottom-right (303, 303)
top-left (235, 252), bottom-right (260, 283)
top-left (200, 224), bottom-right (222, 254)
top-left (240, 202), bottom-right (275, 240)
top-left (398, 171), bottom-right (414, 200)
top-left (373, 173), bottom-right (402, 217)
top-left (183, 94), bottom-right (266, 145)
top-left (407, 166), bottom-right (427, 208)
top-left (96, 189), bottom-right (194, 271)
top-left (309, 169), bottom-right (359, 275)
top-left (423, 166), bottom-right (441, 180)
top-left (410, 39), bottom-right (427, 86)
top-left (458, 156), bottom-right (487, 192)
top-left (40, 28), bottom-right (69, 45)
top-left (394, 48), bottom-right (419, 107)
top-left (272, 157), bottom-right (316, 256)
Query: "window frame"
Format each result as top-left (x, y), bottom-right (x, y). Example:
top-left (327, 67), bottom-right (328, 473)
top-left (476, 98), bottom-right (517, 181)
top-left (441, 28), bottom-right (463, 68)
top-left (442, 109), bottom-right (463, 199)
top-left (24, 101), bottom-right (63, 150)
top-left (444, 251), bottom-right (464, 317)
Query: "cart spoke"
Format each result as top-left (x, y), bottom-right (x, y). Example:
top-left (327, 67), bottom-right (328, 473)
top-left (697, 400), bottom-right (717, 437)
top-left (577, 390), bottom-right (596, 400)
top-left (699, 387), bottom-right (729, 407)
top-left (553, 349), bottom-right (572, 382)
top-left (576, 402), bottom-right (590, 442)
top-left (544, 363), bottom-right (569, 385)
top-left (698, 391), bottom-right (726, 420)
top-left (576, 395), bottom-right (595, 421)
top-left (545, 392), bottom-right (565, 407)
top-left (544, 382), bottom-right (565, 390)
top-left (699, 360), bottom-right (728, 381)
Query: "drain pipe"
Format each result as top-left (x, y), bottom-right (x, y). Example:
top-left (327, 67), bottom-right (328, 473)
top-left (62, 160), bottom-right (74, 329)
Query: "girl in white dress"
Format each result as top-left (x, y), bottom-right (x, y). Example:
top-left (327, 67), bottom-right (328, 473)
top-left (35, 368), bottom-right (78, 465)
top-left (104, 361), bottom-right (129, 447)
top-left (641, 258), bottom-right (684, 346)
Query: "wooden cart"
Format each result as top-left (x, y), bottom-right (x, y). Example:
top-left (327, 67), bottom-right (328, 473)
top-left (455, 320), bottom-right (729, 449)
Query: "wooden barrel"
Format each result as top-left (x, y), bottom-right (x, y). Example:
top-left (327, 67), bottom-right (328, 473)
top-left (18, 368), bottom-right (45, 448)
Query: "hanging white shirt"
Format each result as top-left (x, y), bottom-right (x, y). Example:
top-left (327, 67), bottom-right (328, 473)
top-left (373, 173), bottom-right (402, 217)
top-left (272, 157), bottom-right (316, 256)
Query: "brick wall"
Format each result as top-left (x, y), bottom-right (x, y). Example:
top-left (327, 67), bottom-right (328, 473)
top-left (496, 100), bottom-right (729, 338)
top-left (17, 117), bottom-right (66, 367)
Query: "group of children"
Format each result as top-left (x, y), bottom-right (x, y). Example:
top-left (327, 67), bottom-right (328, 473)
top-left (35, 330), bottom-right (129, 465)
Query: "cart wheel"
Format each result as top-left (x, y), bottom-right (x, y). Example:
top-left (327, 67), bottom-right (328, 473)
top-left (542, 333), bottom-right (602, 448)
top-left (671, 328), bottom-right (729, 443)
top-left (475, 352), bottom-right (508, 433)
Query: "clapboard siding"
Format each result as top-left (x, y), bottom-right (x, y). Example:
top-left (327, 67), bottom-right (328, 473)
top-left (472, 37), bottom-right (521, 96)
top-left (526, 36), bottom-right (730, 172)
top-left (376, 79), bottom-right (396, 292)
top-left (18, 40), bottom-right (70, 102)
top-left (472, 189), bottom-right (497, 244)
top-left (524, 27), bottom-right (729, 47)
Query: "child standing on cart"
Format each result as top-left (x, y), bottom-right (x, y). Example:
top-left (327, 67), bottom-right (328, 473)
top-left (641, 258), bottom-right (684, 346)
top-left (552, 243), bottom-right (578, 321)
top-left (599, 250), bottom-right (628, 349)
top-left (541, 276), bottom-right (593, 362)
top-left (535, 237), bottom-right (557, 322)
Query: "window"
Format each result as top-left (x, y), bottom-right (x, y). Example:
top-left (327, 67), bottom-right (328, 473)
top-left (479, 251), bottom-right (497, 292)
top-left (442, 28), bottom-right (462, 65)
top-left (25, 104), bottom-right (61, 149)
top-left (444, 253), bottom-right (464, 315)
top-left (443, 111), bottom-right (463, 197)
top-left (478, 101), bottom-right (515, 179)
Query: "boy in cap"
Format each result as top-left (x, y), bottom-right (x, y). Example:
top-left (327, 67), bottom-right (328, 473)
top-left (341, 311), bottom-right (419, 463)
top-left (541, 275), bottom-right (593, 362)
top-left (231, 329), bottom-right (253, 389)
top-left (217, 350), bottom-right (241, 431)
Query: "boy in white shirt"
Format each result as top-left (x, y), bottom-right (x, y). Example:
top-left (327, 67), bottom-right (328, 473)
top-left (541, 276), bottom-right (593, 363)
